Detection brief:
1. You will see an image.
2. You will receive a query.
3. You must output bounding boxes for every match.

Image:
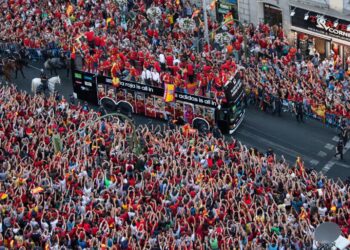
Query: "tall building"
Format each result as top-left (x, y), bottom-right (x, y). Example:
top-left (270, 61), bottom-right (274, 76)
top-left (239, 0), bottom-right (350, 62)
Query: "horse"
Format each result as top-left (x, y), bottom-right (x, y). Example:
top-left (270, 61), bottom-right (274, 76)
top-left (0, 58), bottom-right (16, 83)
top-left (12, 52), bottom-right (28, 78)
top-left (31, 76), bottom-right (61, 94)
top-left (44, 58), bottom-right (66, 75)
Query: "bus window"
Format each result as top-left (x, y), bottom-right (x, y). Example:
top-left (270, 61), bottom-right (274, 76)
top-left (154, 96), bottom-right (166, 120)
top-left (165, 102), bottom-right (175, 120)
top-left (116, 89), bottom-right (126, 101)
top-left (145, 96), bottom-right (156, 118)
top-left (230, 100), bottom-right (242, 122)
top-left (184, 103), bottom-right (194, 124)
top-left (204, 107), bottom-right (215, 126)
top-left (106, 85), bottom-right (116, 99)
top-left (175, 102), bottom-right (184, 120)
top-left (194, 105), bottom-right (204, 118)
top-left (98, 85), bottom-right (106, 100)
top-left (135, 93), bottom-right (145, 115)
top-left (125, 90), bottom-right (136, 109)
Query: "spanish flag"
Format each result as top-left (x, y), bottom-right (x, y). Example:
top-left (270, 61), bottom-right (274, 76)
top-left (111, 63), bottom-right (120, 87)
top-left (71, 46), bottom-right (76, 60)
top-left (224, 12), bottom-right (234, 25)
top-left (66, 4), bottom-right (74, 17)
top-left (106, 17), bottom-right (112, 28)
top-left (112, 76), bottom-right (120, 87)
top-left (164, 83), bottom-right (175, 102)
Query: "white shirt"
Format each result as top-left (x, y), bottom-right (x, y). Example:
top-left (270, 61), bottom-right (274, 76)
top-left (151, 71), bottom-right (160, 82)
top-left (318, 207), bottom-right (327, 217)
top-left (141, 69), bottom-right (152, 82)
top-left (159, 54), bottom-right (165, 64)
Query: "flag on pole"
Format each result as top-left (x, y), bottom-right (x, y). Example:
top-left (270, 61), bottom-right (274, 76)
top-left (111, 63), bottom-right (120, 87)
top-left (224, 12), bottom-right (234, 25)
top-left (106, 17), bottom-right (113, 28)
top-left (164, 83), bottom-right (175, 102)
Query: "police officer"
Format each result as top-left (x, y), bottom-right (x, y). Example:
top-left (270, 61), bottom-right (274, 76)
top-left (40, 69), bottom-right (48, 91)
top-left (334, 139), bottom-right (344, 160)
top-left (295, 102), bottom-right (304, 123)
top-left (339, 120), bottom-right (348, 146)
top-left (273, 93), bottom-right (282, 117)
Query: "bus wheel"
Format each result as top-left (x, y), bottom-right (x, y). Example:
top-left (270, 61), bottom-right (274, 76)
top-left (100, 97), bottom-right (118, 113)
top-left (192, 118), bottom-right (210, 135)
top-left (116, 101), bottom-right (134, 117)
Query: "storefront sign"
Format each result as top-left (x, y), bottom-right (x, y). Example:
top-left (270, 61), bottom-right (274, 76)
top-left (219, 0), bottom-right (237, 4)
top-left (291, 7), bottom-right (350, 42)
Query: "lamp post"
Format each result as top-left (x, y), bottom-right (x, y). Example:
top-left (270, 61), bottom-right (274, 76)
top-left (202, 0), bottom-right (210, 46)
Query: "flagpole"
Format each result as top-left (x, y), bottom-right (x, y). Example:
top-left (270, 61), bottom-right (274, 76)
top-left (202, 0), bottom-right (210, 46)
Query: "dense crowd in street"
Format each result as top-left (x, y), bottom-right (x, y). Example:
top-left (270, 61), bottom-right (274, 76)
top-left (0, 84), bottom-right (349, 249)
top-left (0, 0), bottom-right (350, 248)
top-left (1, 0), bottom-right (349, 123)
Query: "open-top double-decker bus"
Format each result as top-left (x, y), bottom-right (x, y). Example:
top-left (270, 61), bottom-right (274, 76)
top-left (72, 68), bottom-right (245, 134)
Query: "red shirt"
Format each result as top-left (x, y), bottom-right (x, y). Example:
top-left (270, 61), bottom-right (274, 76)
top-left (85, 31), bottom-right (95, 42)
top-left (166, 55), bottom-right (174, 67)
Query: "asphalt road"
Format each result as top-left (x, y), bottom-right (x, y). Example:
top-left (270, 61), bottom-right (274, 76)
top-left (6, 61), bottom-right (350, 180)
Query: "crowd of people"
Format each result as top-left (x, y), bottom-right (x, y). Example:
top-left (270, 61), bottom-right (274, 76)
top-left (0, 84), bottom-right (349, 249)
top-left (0, 1), bottom-right (350, 248)
top-left (0, 0), bottom-right (349, 122)
top-left (242, 24), bottom-right (350, 123)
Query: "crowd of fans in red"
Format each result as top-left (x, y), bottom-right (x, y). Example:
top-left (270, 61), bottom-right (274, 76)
top-left (0, 84), bottom-right (350, 249)
top-left (0, 0), bottom-right (349, 248)
top-left (1, 0), bottom-right (349, 119)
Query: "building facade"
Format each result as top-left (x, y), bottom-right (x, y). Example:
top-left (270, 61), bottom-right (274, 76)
top-left (240, 0), bottom-right (350, 63)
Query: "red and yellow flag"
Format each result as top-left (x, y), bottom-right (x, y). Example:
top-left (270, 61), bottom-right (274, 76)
top-left (164, 83), bottom-right (175, 102)
top-left (224, 12), bottom-right (234, 25)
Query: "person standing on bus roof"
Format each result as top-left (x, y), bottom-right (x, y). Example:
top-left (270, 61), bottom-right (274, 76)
top-left (141, 67), bottom-right (152, 85)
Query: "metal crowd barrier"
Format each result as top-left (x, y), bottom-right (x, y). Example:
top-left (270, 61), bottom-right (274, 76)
top-left (0, 41), bottom-right (65, 61)
top-left (246, 94), bottom-right (349, 128)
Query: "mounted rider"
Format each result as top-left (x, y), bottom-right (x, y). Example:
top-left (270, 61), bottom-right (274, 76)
top-left (40, 69), bottom-right (48, 90)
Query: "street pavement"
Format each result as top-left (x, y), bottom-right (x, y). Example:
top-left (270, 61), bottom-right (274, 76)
top-left (6, 61), bottom-right (350, 180)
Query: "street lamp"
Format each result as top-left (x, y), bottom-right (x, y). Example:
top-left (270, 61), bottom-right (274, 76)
top-left (202, 0), bottom-right (210, 46)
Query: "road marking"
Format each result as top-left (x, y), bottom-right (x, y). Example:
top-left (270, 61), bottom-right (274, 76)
top-left (242, 123), bottom-right (312, 155)
top-left (310, 159), bottom-right (320, 166)
top-left (238, 130), bottom-right (314, 162)
top-left (324, 143), bottom-right (334, 150)
top-left (317, 151), bottom-right (327, 157)
top-left (333, 161), bottom-right (350, 169)
top-left (332, 136), bottom-right (339, 142)
top-left (310, 159), bottom-right (319, 166)
top-left (321, 142), bottom-right (350, 174)
top-left (321, 161), bottom-right (335, 173)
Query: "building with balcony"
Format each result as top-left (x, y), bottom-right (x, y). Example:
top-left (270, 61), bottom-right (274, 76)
top-left (239, 0), bottom-right (350, 63)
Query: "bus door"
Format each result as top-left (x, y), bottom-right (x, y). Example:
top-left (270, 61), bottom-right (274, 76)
top-left (215, 108), bottom-right (230, 134)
